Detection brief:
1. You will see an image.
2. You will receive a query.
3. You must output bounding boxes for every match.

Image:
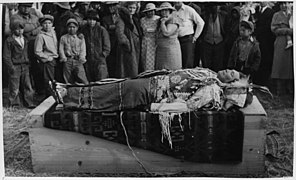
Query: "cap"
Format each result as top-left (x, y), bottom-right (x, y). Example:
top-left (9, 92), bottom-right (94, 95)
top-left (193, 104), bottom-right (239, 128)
top-left (39, 14), bottom-right (54, 24)
top-left (66, 18), bottom-right (79, 27)
top-left (10, 20), bottom-right (25, 31)
top-left (85, 10), bottom-right (100, 21)
top-left (240, 20), bottom-right (254, 32)
top-left (142, 3), bottom-right (156, 13)
top-left (18, 3), bottom-right (33, 7)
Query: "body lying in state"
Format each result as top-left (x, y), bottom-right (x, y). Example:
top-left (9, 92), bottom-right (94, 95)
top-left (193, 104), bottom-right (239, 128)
top-left (51, 67), bottom-right (252, 113)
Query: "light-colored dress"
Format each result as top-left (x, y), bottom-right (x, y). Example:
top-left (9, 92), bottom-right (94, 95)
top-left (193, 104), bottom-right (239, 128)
top-left (140, 15), bottom-right (160, 71)
top-left (155, 16), bottom-right (182, 70)
top-left (271, 11), bottom-right (293, 80)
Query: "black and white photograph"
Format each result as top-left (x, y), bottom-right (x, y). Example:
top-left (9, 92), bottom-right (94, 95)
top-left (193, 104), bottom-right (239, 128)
top-left (1, 0), bottom-right (294, 179)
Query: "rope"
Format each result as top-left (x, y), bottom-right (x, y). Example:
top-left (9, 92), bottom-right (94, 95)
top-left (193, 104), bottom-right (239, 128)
top-left (119, 112), bottom-right (154, 176)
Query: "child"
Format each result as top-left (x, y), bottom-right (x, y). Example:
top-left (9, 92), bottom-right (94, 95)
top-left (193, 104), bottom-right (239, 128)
top-left (34, 15), bottom-right (59, 97)
top-left (3, 20), bottom-right (35, 108)
top-left (80, 10), bottom-right (111, 82)
top-left (59, 18), bottom-right (89, 84)
top-left (228, 20), bottom-right (261, 79)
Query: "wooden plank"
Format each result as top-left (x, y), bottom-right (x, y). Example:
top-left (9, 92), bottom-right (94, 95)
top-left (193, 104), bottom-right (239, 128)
top-left (29, 127), bottom-right (265, 175)
top-left (244, 116), bottom-right (266, 130)
top-left (240, 96), bottom-right (266, 116)
top-left (27, 96), bottom-right (56, 128)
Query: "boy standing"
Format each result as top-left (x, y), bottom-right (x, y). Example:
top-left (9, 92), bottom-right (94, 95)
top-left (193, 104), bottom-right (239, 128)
top-left (3, 20), bottom-right (35, 108)
top-left (80, 10), bottom-right (111, 82)
top-left (34, 15), bottom-right (58, 97)
top-left (228, 20), bottom-right (261, 79)
top-left (59, 18), bottom-right (89, 84)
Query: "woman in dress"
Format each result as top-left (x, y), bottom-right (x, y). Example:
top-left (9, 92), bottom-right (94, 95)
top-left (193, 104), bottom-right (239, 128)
top-left (155, 2), bottom-right (182, 70)
top-left (140, 3), bottom-right (160, 71)
top-left (270, 2), bottom-right (293, 95)
top-left (115, 1), bottom-right (142, 78)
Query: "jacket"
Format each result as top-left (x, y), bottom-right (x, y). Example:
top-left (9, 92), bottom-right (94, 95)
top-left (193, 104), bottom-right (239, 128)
top-left (80, 24), bottom-right (111, 65)
top-left (34, 30), bottom-right (59, 63)
top-left (228, 36), bottom-right (261, 74)
top-left (3, 35), bottom-right (29, 69)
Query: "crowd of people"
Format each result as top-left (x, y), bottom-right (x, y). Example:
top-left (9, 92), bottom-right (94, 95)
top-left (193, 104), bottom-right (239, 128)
top-left (2, 1), bottom-right (294, 108)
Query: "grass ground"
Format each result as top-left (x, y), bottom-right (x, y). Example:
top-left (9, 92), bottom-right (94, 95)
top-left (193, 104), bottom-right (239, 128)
top-left (2, 88), bottom-right (294, 177)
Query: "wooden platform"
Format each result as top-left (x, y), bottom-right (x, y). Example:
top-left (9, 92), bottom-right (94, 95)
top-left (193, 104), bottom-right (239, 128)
top-left (28, 96), bottom-right (267, 175)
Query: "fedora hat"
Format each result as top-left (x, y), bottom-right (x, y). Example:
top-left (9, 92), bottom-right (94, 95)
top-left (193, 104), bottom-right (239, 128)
top-left (157, 2), bottom-right (175, 11)
top-left (142, 3), bottom-right (156, 13)
top-left (55, 2), bottom-right (71, 10)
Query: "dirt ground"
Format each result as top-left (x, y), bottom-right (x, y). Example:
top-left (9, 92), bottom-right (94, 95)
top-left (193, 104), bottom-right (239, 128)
top-left (2, 88), bottom-right (294, 177)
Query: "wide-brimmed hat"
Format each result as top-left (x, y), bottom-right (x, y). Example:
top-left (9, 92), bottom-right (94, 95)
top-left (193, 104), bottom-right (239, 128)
top-left (240, 20), bottom-right (254, 32)
top-left (85, 10), bottom-right (100, 21)
top-left (39, 14), bottom-right (54, 24)
top-left (157, 2), bottom-right (175, 11)
top-left (142, 3), bottom-right (156, 13)
top-left (10, 20), bottom-right (25, 31)
top-left (104, 1), bottom-right (119, 5)
top-left (55, 2), bottom-right (71, 10)
top-left (66, 18), bottom-right (79, 27)
top-left (18, 3), bottom-right (33, 7)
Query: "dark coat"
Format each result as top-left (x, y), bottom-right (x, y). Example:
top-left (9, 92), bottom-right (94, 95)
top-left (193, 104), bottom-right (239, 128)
top-left (115, 7), bottom-right (143, 78)
top-left (228, 36), bottom-right (261, 75)
top-left (3, 36), bottom-right (29, 70)
top-left (80, 24), bottom-right (111, 64)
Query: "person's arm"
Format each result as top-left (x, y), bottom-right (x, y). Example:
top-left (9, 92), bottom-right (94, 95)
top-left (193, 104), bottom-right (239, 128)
top-left (227, 41), bottom-right (237, 69)
top-left (271, 13), bottom-right (293, 36)
top-left (115, 17), bottom-right (131, 52)
top-left (3, 39), bottom-right (14, 72)
top-left (59, 36), bottom-right (67, 62)
top-left (250, 42), bottom-right (261, 72)
top-left (79, 37), bottom-right (87, 63)
top-left (191, 7), bottom-right (205, 42)
top-left (34, 34), bottom-right (52, 63)
top-left (101, 27), bottom-right (111, 58)
top-left (160, 18), bottom-right (178, 37)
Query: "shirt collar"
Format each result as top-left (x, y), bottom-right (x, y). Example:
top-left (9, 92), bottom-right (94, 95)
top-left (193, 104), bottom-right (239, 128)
top-left (12, 34), bottom-right (23, 39)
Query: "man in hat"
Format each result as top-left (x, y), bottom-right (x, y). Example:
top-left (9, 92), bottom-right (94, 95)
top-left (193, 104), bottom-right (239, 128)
top-left (3, 20), bottom-right (36, 108)
top-left (80, 10), bottom-right (111, 82)
top-left (200, 2), bottom-right (228, 72)
top-left (10, 3), bottom-right (43, 95)
top-left (173, 2), bottom-right (205, 69)
top-left (102, 1), bottom-right (120, 78)
top-left (228, 20), bottom-right (261, 79)
top-left (59, 18), bottom-right (88, 84)
top-left (34, 15), bottom-right (59, 98)
top-left (72, 1), bottom-right (90, 26)
top-left (253, 2), bottom-right (275, 86)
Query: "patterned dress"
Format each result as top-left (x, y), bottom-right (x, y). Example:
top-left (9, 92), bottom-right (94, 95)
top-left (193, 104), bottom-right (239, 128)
top-left (155, 16), bottom-right (182, 70)
top-left (140, 15), bottom-right (160, 71)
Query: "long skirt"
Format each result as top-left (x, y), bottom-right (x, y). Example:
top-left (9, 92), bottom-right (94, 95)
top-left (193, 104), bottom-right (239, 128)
top-left (155, 38), bottom-right (182, 70)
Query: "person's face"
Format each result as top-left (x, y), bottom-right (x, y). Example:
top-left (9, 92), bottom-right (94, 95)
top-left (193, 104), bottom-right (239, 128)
top-left (87, 19), bottom-right (96, 28)
top-left (260, 2), bottom-right (268, 7)
top-left (14, 28), bottom-right (24, 36)
top-left (19, 6), bottom-right (31, 15)
top-left (217, 69), bottom-right (240, 83)
top-left (231, 10), bottom-right (239, 19)
top-left (161, 9), bottom-right (170, 18)
top-left (42, 20), bottom-right (53, 32)
top-left (174, 2), bottom-right (183, 7)
top-left (80, 4), bottom-right (89, 14)
top-left (280, 3), bottom-right (288, 11)
top-left (108, 4), bottom-right (118, 14)
top-left (67, 23), bottom-right (78, 35)
top-left (128, 4), bottom-right (137, 15)
top-left (146, 10), bottom-right (155, 18)
top-left (239, 26), bottom-right (252, 38)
